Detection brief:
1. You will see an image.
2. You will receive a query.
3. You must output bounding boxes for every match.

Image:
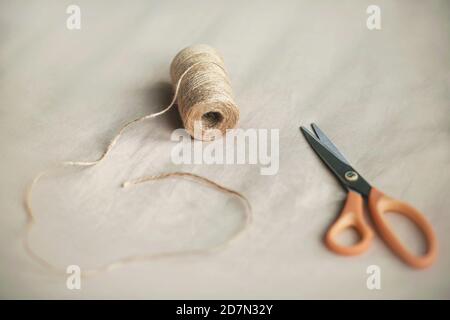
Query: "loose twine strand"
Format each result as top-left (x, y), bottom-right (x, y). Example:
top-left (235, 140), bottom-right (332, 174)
top-left (24, 61), bottom-right (252, 278)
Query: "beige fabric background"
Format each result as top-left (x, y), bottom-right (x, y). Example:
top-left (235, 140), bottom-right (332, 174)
top-left (0, 0), bottom-right (449, 299)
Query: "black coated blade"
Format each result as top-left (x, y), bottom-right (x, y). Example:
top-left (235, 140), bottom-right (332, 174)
top-left (300, 125), bottom-right (371, 197)
top-left (311, 123), bottom-right (350, 165)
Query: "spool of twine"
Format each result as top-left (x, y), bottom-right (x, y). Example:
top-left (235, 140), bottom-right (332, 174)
top-left (23, 44), bottom-right (251, 277)
top-left (170, 45), bottom-right (239, 141)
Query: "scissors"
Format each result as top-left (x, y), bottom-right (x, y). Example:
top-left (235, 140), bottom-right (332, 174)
top-left (300, 123), bottom-right (437, 269)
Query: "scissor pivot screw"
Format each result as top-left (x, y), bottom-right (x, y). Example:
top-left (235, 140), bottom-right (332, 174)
top-left (345, 171), bottom-right (358, 182)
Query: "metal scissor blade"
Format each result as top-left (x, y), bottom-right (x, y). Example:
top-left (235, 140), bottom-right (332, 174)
top-left (300, 125), bottom-right (371, 197)
top-left (300, 126), bottom-right (321, 145)
top-left (311, 123), bottom-right (350, 165)
top-left (300, 125), bottom-right (350, 176)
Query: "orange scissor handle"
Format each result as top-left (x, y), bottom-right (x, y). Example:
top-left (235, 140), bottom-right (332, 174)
top-left (325, 190), bottom-right (374, 256)
top-left (368, 188), bottom-right (438, 269)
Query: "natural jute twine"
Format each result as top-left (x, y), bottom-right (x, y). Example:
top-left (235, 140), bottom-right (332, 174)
top-left (171, 44), bottom-right (239, 141)
top-left (24, 45), bottom-right (251, 277)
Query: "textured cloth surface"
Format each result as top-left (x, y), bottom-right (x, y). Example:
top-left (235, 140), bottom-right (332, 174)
top-left (0, 0), bottom-right (449, 298)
